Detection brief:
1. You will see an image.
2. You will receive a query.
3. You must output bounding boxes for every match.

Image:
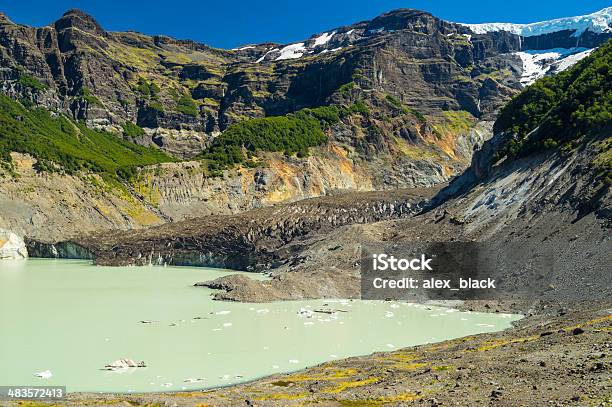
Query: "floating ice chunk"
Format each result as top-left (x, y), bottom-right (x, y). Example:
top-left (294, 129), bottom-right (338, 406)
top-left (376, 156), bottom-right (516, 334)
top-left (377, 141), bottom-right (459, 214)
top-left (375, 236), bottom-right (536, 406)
top-left (297, 307), bottom-right (314, 318)
top-left (304, 321), bottom-right (314, 326)
top-left (386, 344), bottom-right (395, 348)
top-left (183, 378), bottom-right (205, 383)
top-left (390, 304), bottom-right (400, 309)
top-left (384, 311), bottom-right (394, 318)
top-left (256, 308), bottom-right (269, 314)
top-left (330, 354), bottom-right (338, 358)
top-left (223, 322), bottom-right (233, 327)
top-left (161, 383), bottom-right (173, 387)
top-left (216, 310), bottom-right (231, 315)
top-left (272, 365), bottom-right (280, 369)
top-left (34, 370), bottom-right (52, 379)
top-left (104, 359), bottom-right (146, 371)
top-left (288, 359), bottom-right (299, 364)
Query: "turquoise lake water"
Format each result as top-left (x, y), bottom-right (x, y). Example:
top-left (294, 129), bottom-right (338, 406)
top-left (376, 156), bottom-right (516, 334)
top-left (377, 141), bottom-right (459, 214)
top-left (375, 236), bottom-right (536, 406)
top-left (0, 259), bottom-right (521, 393)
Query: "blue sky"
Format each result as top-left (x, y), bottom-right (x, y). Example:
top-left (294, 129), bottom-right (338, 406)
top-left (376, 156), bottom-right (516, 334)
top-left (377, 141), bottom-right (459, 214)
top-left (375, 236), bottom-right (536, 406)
top-left (1, 0), bottom-right (610, 49)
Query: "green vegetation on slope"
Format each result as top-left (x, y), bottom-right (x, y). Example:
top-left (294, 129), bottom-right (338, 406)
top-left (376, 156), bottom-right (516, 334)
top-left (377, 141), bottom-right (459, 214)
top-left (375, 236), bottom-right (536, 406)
top-left (122, 121), bottom-right (146, 138)
top-left (493, 40), bottom-right (611, 162)
top-left (201, 106), bottom-right (343, 171)
top-left (17, 73), bottom-right (47, 91)
top-left (0, 94), bottom-right (174, 179)
top-left (176, 94), bottom-right (199, 117)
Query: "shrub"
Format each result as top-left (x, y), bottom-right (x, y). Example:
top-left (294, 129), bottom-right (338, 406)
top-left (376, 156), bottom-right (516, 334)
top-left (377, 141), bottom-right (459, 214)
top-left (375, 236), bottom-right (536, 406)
top-left (176, 95), bottom-right (199, 117)
top-left (77, 87), bottom-right (102, 106)
top-left (18, 74), bottom-right (47, 91)
top-left (122, 122), bottom-right (145, 138)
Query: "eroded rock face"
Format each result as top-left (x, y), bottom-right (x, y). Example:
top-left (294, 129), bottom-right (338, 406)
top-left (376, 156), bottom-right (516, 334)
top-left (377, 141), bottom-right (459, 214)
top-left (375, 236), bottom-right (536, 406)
top-left (0, 228), bottom-right (28, 259)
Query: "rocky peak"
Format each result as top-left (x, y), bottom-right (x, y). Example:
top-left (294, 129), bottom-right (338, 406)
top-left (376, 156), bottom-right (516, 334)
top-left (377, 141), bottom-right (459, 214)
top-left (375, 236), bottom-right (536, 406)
top-left (365, 8), bottom-right (450, 34)
top-left (0, 12), bottom-right (14, 25)
top-left (54, 9), bottom-right (105, 35)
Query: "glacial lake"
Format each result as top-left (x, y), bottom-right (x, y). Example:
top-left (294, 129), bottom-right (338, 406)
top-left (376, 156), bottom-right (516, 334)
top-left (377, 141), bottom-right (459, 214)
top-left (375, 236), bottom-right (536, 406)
top-left (0, 259), bottom-right (521, 393)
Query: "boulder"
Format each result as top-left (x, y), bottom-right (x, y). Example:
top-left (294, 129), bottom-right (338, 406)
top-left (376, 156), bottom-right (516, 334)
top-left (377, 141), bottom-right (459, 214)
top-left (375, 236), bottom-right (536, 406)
top-left (0, 229), bottom-right (28, 259)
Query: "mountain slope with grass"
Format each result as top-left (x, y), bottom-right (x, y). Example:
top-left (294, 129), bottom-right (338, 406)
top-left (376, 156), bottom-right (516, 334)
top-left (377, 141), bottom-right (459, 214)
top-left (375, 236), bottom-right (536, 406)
top-left (1, 8), bottom-right (610, 241)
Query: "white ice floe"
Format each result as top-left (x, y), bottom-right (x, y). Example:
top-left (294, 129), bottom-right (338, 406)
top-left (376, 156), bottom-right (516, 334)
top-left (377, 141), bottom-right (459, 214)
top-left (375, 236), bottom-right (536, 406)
top-left (288, 359), bottom-right (299, 364)
top-left (297, 307), bottom-right (314, 318)
top-left (183, 378), bottom-right (205, 383)
top-left (384, 311), bottom-right (394, 318)
top-left (276, 43), bottom-right (307, 60)
top-left (460, 7), bottom-right (612, 37)
top-left (215, 310), bottom-right (231, 315)
top-left (256, 308), bottom-right (270, 314)
top-left (223, 322), bottom-right (233, 327)
top-left (161, 383), bottom-right (173, 387)
top-left (313, 31), bottom-right (335, 47)
top-left (34, 370), bottom-right (52, 379)
top-left (304, 321), bottom-right (315, 326)
top-left (104, 359), bottom-right (146, 372)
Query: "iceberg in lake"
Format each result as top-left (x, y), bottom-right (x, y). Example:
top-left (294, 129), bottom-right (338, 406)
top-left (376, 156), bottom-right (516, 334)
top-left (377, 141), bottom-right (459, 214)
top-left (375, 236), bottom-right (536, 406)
top-left (34, 370), bottom-right (52, 379)
top-left (0, 229), bottom-right (28, 260)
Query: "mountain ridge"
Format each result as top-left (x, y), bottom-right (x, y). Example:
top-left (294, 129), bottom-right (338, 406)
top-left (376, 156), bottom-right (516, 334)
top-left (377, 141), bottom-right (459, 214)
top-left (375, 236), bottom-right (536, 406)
top-left (0, 6), bottom-right (610, 241)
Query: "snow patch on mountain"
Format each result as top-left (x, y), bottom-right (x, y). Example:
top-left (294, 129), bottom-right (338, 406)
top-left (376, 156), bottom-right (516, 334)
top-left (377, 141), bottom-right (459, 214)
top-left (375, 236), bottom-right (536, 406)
top-left (515, 47), bottom-right (592, 86)
top-left (256, 48), bottom-right (278, 63)
top-left (551, 48), bottom-right (594, 72)
top-left (276, 43), bottom-right (307, 60)
top-left (233, 45), bottom-right (256, 51)
top-left (313, 31), bottom-right (335, 47)
top-left (461, 7), bottom-right (612, 37)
